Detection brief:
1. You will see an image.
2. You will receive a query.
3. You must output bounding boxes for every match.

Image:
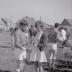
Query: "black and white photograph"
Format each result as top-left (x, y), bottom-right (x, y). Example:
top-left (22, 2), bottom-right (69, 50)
top-left (0, 0), bottom-right (72, 72)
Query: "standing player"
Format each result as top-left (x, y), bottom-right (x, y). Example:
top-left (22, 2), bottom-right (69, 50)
top-left (15, 20), bottom-right (29, 72)
top-left (48, 23), bottom-right (59, 68)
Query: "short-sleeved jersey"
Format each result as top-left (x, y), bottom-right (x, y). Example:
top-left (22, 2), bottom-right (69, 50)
top-left (15, 29), bottom-right (29, 47)
top-left (48, 28), bottom-right (57, 43)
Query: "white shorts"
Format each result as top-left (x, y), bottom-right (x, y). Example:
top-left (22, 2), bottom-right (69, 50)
top-left (52, 43), bottom-right (57, 54)
top-left (19, 50), bottom-right (26, 60)
top-left (48, 43), bottom-right (57, 60)
top-left (48, 43), bottom-right (57, 53)
top-left (14, 47), bottom-right (27, 61)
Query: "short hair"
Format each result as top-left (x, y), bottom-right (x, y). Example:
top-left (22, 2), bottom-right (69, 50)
top-left (20, 20), bottom-right (28, 27)
top-left (54, 23), bottom-right (59, 28)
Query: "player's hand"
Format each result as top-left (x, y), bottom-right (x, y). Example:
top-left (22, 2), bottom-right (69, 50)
top-left (22, 47), bottom-right (26, 50)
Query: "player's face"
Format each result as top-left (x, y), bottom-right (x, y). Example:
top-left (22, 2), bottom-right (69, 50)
top-left (20, 25), bottom-right (27, 32)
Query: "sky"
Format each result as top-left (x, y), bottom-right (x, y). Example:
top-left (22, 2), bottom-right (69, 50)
top-left (0, 0), bottom-right (72, 25)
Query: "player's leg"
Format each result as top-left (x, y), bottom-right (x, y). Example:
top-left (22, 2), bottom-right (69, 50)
top-left (18, 50), bottom-right (26, 72)
top-left (49, 43), bottom-right (54, 67)
top-left (52, 43), bottom-right (57, 68)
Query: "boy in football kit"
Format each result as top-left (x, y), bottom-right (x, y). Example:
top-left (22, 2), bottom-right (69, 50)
top-left (15, 20), bottom-right (29, 72)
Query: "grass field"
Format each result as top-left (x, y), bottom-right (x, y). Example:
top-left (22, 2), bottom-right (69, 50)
top-left (0, 31), bottom-right (72, 72)
top-left (0, 31), bottom-right (38, 72)
top-left (0, 32), bottom-right (16, 72)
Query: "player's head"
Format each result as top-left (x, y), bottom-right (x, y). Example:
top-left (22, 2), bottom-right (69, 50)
top-left (54, 23), bottom-right (59, 28)
top-left (20, 20), bottom-right (28, 32)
